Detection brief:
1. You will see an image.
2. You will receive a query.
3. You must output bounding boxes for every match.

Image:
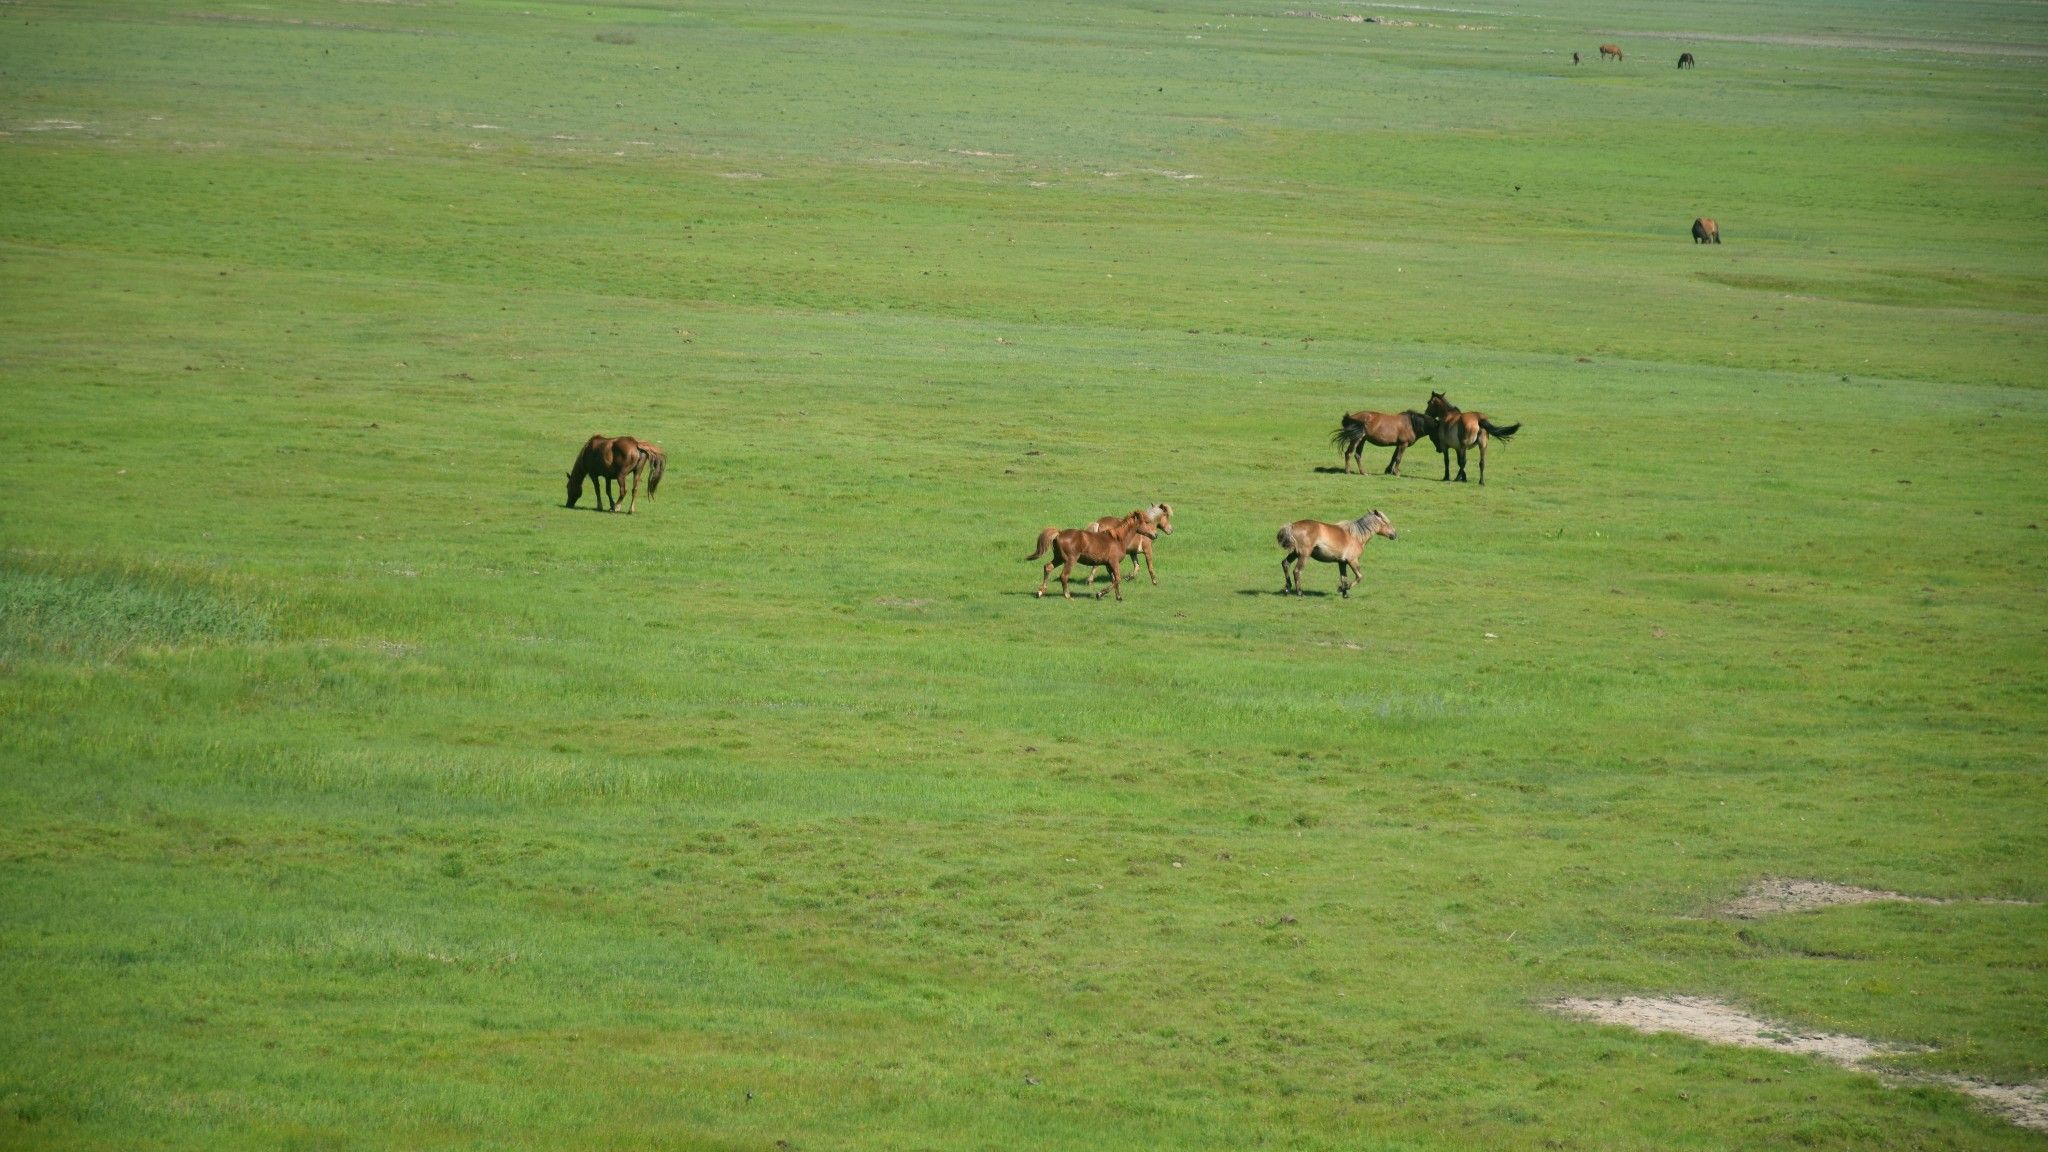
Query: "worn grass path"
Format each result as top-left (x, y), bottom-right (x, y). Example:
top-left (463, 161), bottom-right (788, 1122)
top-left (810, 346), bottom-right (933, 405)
top-left (2, 0), bottom-right (2045, 1147)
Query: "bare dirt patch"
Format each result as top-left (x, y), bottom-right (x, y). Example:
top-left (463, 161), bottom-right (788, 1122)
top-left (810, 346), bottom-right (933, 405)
top-left (1552, 996), bottom-right (1891, 1065)
top-left (1551, 996), bottom-right (2048, 1132)
top-left (1722, 878), bottom-right (1941, 919)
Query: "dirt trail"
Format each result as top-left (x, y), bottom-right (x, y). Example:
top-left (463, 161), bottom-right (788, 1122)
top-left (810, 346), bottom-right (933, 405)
top-left (1551, 996), bottom-right (2048, 1132)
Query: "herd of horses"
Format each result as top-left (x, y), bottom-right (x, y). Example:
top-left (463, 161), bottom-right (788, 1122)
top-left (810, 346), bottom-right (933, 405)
top-left (565, 389), bottom-right (1518, 601)
top-left (1573, 43), bottom-right (1697, 68)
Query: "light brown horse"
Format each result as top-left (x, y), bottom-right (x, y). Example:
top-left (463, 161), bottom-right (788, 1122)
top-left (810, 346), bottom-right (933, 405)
top-left (1332, 410), bottom-right (1436, 475)
top-left (1599, 43), bottom-right (1623, 60)
top-left (566, 434), bottom-right (665, 513)
top-left (1027, 515), bottom-right (1159, 601)
top-left (1424, 392), bottom-right (1520, 485)
top-left (1082, 503), bottom-right (1173, 586)
top-left (1277, 511), bottom-right (1397, 598)
top-left (1692, 217), bottom-right (1721, 244)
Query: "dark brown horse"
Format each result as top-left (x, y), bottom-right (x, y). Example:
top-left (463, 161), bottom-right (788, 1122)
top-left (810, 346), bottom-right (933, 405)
top-left (1678, 51), bottom-right (1696, 68)
top-left (1332, 410), bottom-right (1436, 476)
top-left (1277, 510), bottom-right (1397, 597)
top-left (1027, 515), bottom-right (1159, 601)
top-left (566, 434), bottom-right (665, 513)
top-left (1599, 43), bottom-right (1623, 61)
top-left (1692, 217), bottom-right (1721, 244)
top-left (1083, 503), bottom-right (1173, 586)
top-left (1424, 392), bottom-right (1520, 485)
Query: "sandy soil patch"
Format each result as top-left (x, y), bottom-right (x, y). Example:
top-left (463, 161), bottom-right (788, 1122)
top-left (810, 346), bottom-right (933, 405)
top-left (1552, 996), bottom-right (1890, 1065)
top-left (1551, 996), bottom-right (2048, 1132)
top-left (1722, 878), bottom-right (1942, 919)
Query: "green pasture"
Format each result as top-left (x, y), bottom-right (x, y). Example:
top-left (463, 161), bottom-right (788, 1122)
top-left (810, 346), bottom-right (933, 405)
top-left (2, 0), bottom-right (2045, 1147)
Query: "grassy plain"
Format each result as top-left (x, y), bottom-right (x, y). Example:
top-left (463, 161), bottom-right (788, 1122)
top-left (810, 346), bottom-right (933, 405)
top-left (2, 0), bottom-right (2046, 1147)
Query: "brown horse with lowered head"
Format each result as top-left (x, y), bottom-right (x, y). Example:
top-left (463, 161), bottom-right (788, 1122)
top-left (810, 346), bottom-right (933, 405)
top-left (1424, 392), bottom-right (1520, 485)
top-left (1599, 43), bottom-right (1622, 60)
top-left (1083, 503), bottom-right (1173, 586)
top-left (1692, 217), bottom-right (1721, 244)
top-left (1028, 515), bottom-right (1159, 601)
top-left (1277, 510), bottom-right (1397, 598)
top-left (566, 434), bottom-right (665, 513)
top-left (1333, 410), bottom-right (1436, 476)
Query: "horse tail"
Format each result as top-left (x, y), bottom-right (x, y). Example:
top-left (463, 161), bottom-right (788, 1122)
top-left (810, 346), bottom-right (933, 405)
top-left (1330, 419), bottom-right (1366, 450)
top-left (644, 449), bottom-right (664, 496)
top-left (1275, 524), bottom-right (1297, 552)
top-left (1480, 419), bottom-right (1521, 443)
top-left (1025, 527), bottom-right (1059, 561)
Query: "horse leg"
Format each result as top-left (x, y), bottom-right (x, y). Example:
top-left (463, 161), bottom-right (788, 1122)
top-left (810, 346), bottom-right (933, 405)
top-left (1338, 559), bottom-right (1354, 599)
top-left (1060, 559), bottom-right (1076, 600)
top-left (624, 465), bottom-right (641, 514)
top-left (1142, 544), bottom-right (1158, 586)
top-left (1387, 442), bottom-right (1406, 475)
top-left (1455, 445), bottom-right (1469, 482)
top-left (1440, 445), bottom-right (1451, 481)
top-left (1107, 561), bottom-right (1123, 602)
top-left (1478, 433), bottom-right (1488, 486)
top-left (1038, 558), bottom-right (1055, 598)
top-left (1281, 552), bottom-right (1296, 594)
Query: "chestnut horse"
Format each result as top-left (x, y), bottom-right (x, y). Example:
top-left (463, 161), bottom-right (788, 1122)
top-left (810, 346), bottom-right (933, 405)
top-left (1277, 510), bottom-right (1397, 597)
top-left (1692, 217), bottom-right (1721, 244)
top-left (566, 434), bottom-right (665, 513)
top-left (1083, 503), bottom-right (1174, 586)
top-left (1599, 43), bottom-right (1622, 60)
top-left (1027, 515), bottom-right (1159, 601)
top-left (1332, 410), bottom-right (1436, 475)
top-left (1424, 392), bottom-right (1520, 485)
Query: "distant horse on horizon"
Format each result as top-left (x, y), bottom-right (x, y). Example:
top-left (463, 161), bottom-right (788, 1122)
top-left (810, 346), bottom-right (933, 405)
top-left (1332, 410), bottom-right (1436, 476)
top-left (1277, 511), bottom-right (1397, 598)
top-left (1692, 217), bottom-right (1721, 244)
top-left (566, 434), bottom-right (665, 513)
top-left (1599, 43), bottom-right (1623, 60)
top-left (1424, 392), bottom-right (1520, 485)
top-left (1678, 51), bottom-right (1696, 68)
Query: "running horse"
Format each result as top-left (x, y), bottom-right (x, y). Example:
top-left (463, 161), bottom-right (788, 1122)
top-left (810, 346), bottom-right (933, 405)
top-left (1332, 410), bottom-right (1436, 476)
top-left (1276, 510), bottom-right (1397, 598)
top-left (1027, 514), bottom-right (1160, 601)
top-left (565, 434), bottom-right (666, 513)
top-left (1082, 503), bottom-right (1173, 586)
top-left (1424, 392), bottom-right (1521, 485)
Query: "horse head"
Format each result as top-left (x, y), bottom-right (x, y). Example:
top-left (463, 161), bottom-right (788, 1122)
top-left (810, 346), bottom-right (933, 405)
top-left (1148, 503), bottom-right (1174, 534)
top-left (565, 470), bottom-right (584, 508)
top-left (1357, 509), bottom-right (1397, 540)
top-left (1426, 391), bottom-right (1453, 418)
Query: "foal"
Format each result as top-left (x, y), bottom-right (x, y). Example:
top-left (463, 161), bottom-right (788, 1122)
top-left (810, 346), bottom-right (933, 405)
top-left (1277, 510), bottom-right (1397, 597)
top-left (1027, 515), bottom-right (1159, 601)
top-left (1083, 503), bottom-right (1173, 585)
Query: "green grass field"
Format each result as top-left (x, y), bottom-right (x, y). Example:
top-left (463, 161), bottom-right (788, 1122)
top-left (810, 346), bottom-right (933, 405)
top-left (3, 0), bottom-right (2046, 1146)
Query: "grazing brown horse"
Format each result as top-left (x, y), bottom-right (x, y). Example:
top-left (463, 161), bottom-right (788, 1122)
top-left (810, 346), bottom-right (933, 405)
top-left (1277, 510), bottom-right (1397, 598)
top-left (1692, 217), bottom-right (1721, 244)
top-left (1028, 515), bottom-right (1159, 601)
top-left (1678, 51), bottom-right (1696, 68)
top-left (1332, 410), bottom-right (1436, 476)
top-left (1599, 43), bottom-right (1623, 60)
top-left (1083, 503), bottom-right (1173, 586)
top-left (1424, 392), bottom-right (1520, 485)
top-left (566, 434), bottom-right (665, 513)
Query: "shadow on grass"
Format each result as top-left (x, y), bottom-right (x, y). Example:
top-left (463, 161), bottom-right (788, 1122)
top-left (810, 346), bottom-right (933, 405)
top-left (1236, 588), bottom-right (1335, 597)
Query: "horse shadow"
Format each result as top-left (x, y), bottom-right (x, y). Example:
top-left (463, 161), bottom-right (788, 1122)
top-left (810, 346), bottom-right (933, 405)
top-left (1237, 588), bottom-right (1332, 597)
